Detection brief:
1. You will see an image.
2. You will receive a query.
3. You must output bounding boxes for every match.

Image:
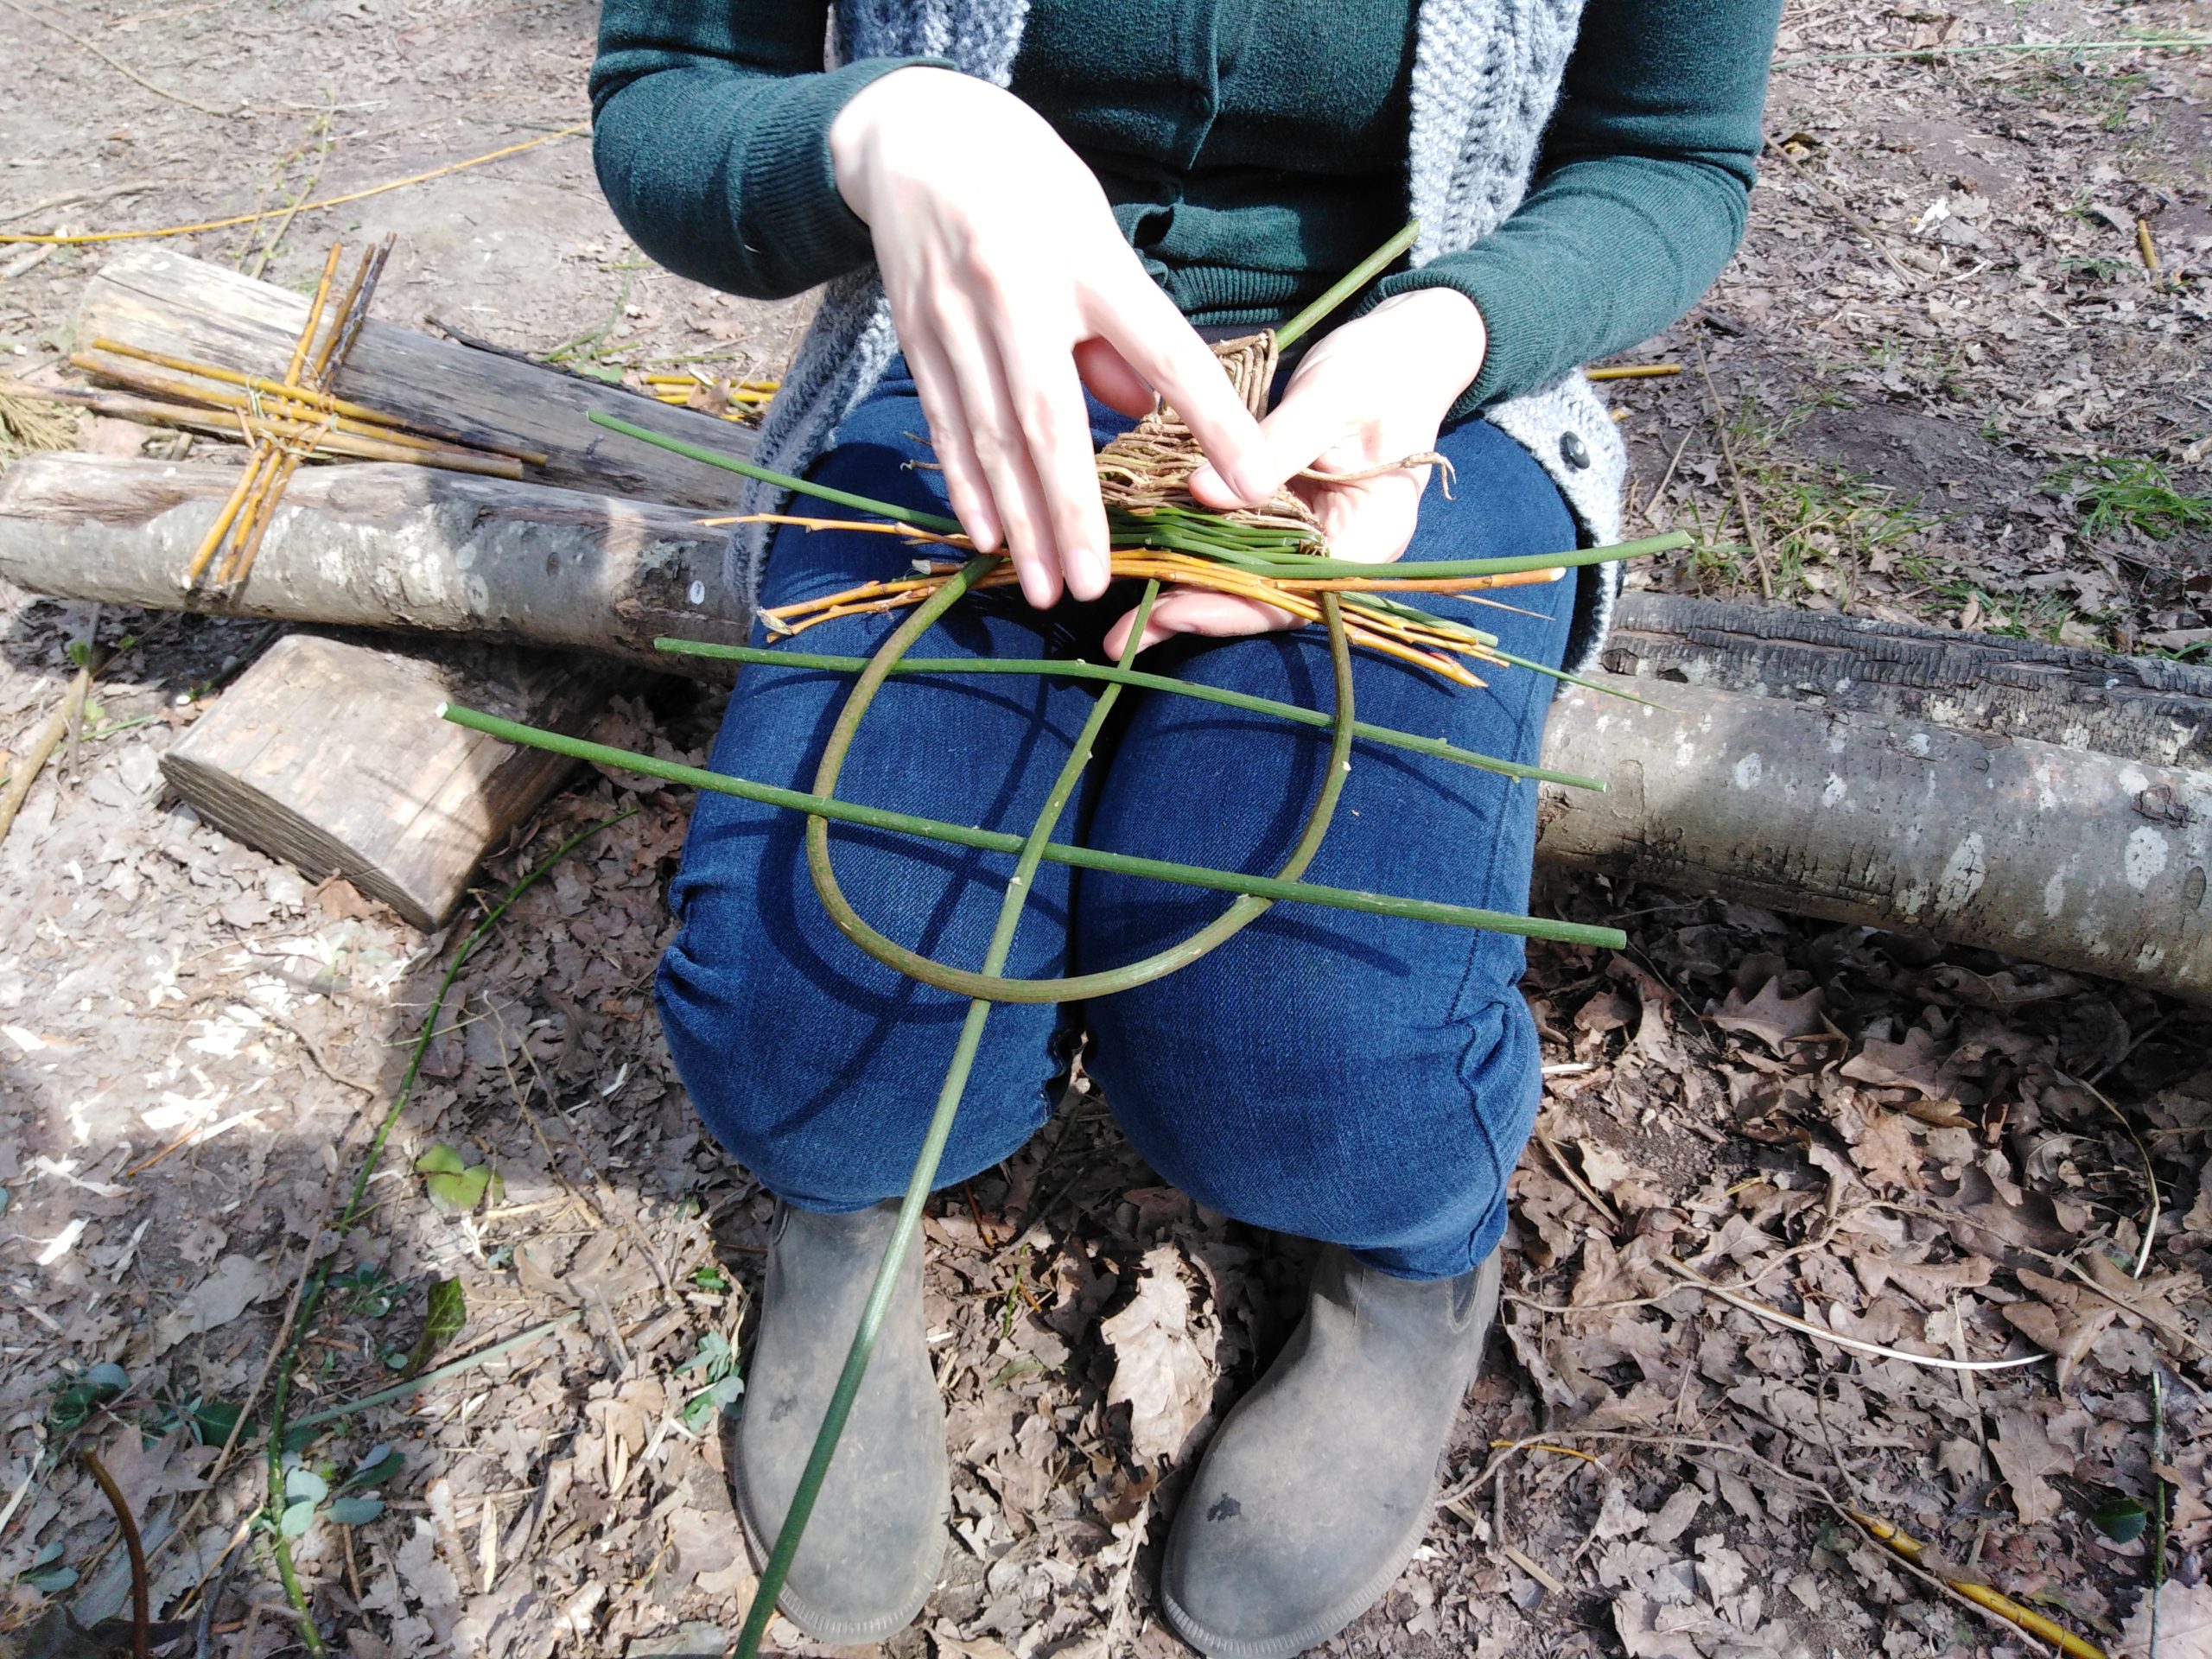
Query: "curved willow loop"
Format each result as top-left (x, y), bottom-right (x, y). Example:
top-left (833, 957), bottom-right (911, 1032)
top-left (803, 571), bottom-right (1358, 1004)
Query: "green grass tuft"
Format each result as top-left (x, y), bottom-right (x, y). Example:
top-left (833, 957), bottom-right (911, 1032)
top-left (2048, 457), bottom-right (2212, 542)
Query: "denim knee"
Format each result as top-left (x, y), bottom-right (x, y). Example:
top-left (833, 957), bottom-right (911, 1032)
top-left (1087, 939), bottom-right (1543, 1280)
top-left (657, 866), bottom-right (1066, 1212)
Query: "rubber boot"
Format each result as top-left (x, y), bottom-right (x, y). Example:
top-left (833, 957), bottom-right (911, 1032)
top-left (734, 1200), bottom-right (948, 1643)
top-left (1160, 1243), bottom-right (1503, 1659)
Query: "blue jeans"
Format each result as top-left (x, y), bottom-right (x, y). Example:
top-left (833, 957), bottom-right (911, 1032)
top-left (657, 363), bottom-right (1575, 1280)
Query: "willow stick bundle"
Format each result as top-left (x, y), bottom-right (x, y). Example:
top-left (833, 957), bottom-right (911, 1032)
top-left (183, 242), bottom-right (344, 587)
top-left (83, 336), bottom-right (546, 462)
top-left (2, 382), bottom-right (528, 477)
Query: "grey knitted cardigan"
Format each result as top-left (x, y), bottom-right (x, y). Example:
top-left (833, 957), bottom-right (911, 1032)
top-left (737, 0), bottom-right (1628, 673)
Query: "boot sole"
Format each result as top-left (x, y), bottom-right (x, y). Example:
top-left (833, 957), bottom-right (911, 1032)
top-left (1158, 1482), bottom-right (1435, 1659)
top-left (731, 1427), bottom-right (949, 1645)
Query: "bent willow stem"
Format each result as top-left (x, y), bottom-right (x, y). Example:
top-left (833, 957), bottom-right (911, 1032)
top-left (731, 572), bottom-right (1166, 1658)
top-left (800, 565), bottom-right (1359, 1002)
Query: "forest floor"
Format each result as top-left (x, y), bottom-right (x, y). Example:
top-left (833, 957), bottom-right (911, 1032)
top-left (1, 1), bottom-right (2209, 1656)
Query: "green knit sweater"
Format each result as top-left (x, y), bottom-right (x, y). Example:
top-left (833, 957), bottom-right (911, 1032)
top-left (591, 0), bottom-right (1779, 411)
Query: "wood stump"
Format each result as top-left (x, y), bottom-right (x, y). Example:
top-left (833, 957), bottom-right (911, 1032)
top-left (161, 632), bottom-right (624, 929)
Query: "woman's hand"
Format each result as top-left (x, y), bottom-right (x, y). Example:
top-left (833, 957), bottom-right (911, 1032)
top-left (830, 67), bottom-right (1269, 610)
top-left (1103, 287), bottom-right (1490, 657)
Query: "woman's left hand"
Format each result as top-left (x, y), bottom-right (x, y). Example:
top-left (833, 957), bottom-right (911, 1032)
top-left (1103, 286), bottom-right (1489, 657)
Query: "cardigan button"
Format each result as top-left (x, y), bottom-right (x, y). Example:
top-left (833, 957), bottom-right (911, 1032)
top-left (1559, 431), bottom-right (1591, 470)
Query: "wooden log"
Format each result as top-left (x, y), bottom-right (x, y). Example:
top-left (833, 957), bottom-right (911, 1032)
top-left (6, 451), bottom-right (2208, 993)
top-left (74, 249), bottom-right (760, 510)
top-left (0, 454), bottom-right (746, 662)
top-left (1537, 675), bottom-right (2212, 1003)
top-left (161, 632), bottom-right (622, 930)
top-left (1601, 592), bottom-right (2212, 771)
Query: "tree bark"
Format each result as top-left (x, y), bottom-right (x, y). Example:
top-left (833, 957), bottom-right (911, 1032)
top-left (74, 248), bottom-right (760, 511)
top-left (1537, 675), bottom-right (2212, 1003)
top-left (1602, 591), bottom-right (2212, 771)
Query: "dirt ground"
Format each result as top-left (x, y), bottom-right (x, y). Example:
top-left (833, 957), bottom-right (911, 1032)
top-left (2, 2), bottom-right (2209, 1657)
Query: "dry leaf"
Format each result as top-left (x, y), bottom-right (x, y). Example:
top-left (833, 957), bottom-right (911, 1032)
top-left (94, 1425), bottom-right (213, 1515)
top-left (1709, 979), bottom-right (1826, 1052)
top-left (1989, 1406), bottom-right (2072, 1524)
top-left (1846, 1109), bottom-right (1924, 1193)
top-left (1612, 1591), bottom-right (1708, 1659)
top-left (1645, 1484), bottom-right (1706, 1546)
top-left (2000, 1269), bottom-right (2116, 1387)
top-left (1841, 1026), bottom-right (1955, 1097)
top-left (2115, 1578), bottom-right (2212, 1659)
top-left (1100, 1245), bottom-right (1211, 1464)
top-left (2083, 1251), bottom-right (2203, 1350)
top-left (152, 1253), bottom-right (276, 1353)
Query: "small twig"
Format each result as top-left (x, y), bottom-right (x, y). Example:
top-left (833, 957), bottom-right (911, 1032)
top-left (0, 624), bottom-right (99, 847)
top-left (162, 1180), bottom-right (342, 1572)
top-left (0, 125), bottom-right (588, 246)
top-left (1660, 1258), bottom-right (2048, 1372)
top-left (286, 1314), bottom-right (581, 1431)
top-left (0, 177), bottom-right (161, 228)
top-left (2063, 1071), bottom-right (2161, 1279)
top-left (1533, 1125), bottom-right (1622, 1230)
top-left (1694, 344), bottom-right (1774, 600)
top-left (81, 1451), bottom-right (150, 1659)
top-left (0, 0), bottom-right (239, 118)
top-left (191, 1522), bottom-right (251, 1659)
top-left (1448, 1432), bottom-right (2107, 1656)
top-left (1774, 35), bottom-right (2212, 67)
top-left (245, 140), bottom-right (334, 282)
top-left (1760, 132), bottom-right (1917, 282)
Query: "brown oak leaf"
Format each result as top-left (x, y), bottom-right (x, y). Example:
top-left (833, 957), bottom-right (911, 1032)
top-left (1847, 1109), bottom-right (1925, 1192)
top-left (1709, 978), bottom-right (1827, 1052)
top-left (2000, 1269), bottom-right (2117, 1388)
top-left (1841, 1025), bottom-right (1955, 1098)
top-left (1989, 1405), bottom-right (2072, 1524)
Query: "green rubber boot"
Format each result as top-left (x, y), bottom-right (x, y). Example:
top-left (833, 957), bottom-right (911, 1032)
top-left (1160, 1243), bottom-right (1503, 1659)
top-left (734, 1200), bottom-right (948, 1643)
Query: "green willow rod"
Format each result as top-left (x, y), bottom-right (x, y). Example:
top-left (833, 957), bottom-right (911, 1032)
top-left (800, 568), bottom-right (1359, 1003)
top-left (587, 401), bottom-right (1691, 585)
top-left (652, 637), bottom-right (1604, 790)
top-left (436, 704), bottom-right (1625, 950)
top-left (732, 575), bottom-right (1167, 1657)
top-left (1274, 217), bottom-right (1421, 350)
top-left (1231, 531), bottom-right (1690, 581)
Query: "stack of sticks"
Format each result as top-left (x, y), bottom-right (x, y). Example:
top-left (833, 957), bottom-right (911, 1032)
top-left (3, 236), bottom-right (546, 594)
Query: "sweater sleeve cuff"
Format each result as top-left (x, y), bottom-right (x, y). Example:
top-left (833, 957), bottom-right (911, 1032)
top-left (739, 56), bottom-right (952, 284)
top-left (1369, 252), bottom-right (1561, 420)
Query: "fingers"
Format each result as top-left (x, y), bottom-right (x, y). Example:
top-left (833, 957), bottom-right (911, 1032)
top-left (904, 289), bottom-right (1111, 607)
top-left (999, 320), bottom-right (1112, 601)
top-left (961, 341), bottom-right (1065, 610)
top-left (1305, 471), bottom-right (1426, 564)
top-left (901, 328), bottom-right (1001, 556)
top-left (1074, 336), bottom-right (1158, 419)
top-left (1186, 368), bottom-right (1353, 511)
top-left (1103, 589), bottom-right (1294, 658)
top-left (1090, 273), bottom-right (1268, 499)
